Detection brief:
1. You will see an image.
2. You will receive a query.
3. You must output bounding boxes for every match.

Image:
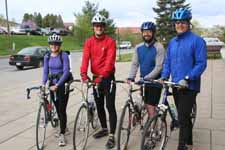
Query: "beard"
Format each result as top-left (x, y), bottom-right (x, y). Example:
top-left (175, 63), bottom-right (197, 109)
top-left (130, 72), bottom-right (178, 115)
top-left (143, 35), bottom-right (153, 43)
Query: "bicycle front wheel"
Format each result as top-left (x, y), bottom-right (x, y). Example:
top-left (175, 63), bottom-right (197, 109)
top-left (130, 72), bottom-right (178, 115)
top-left (141, 114), bottom-right (167, 150)
top-left (73, 104), bottom-right (89, 150)
top-left (117, 102), bottom-right (132, 150)
top-left (36, 103), bottom-right (47, 150)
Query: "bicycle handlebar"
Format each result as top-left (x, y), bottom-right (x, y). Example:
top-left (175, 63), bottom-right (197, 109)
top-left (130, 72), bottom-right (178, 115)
top-left (26, 86), bottom-right (42, 99)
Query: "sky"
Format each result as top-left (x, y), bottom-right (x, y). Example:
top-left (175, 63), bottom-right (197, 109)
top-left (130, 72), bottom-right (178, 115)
top-left (0, 0), bottom-right (225, 28)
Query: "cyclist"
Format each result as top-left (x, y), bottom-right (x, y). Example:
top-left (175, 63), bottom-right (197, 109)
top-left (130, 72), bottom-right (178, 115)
top-left (80, 13), bottom-right (117, 149)
top-left (161, 8), bottom-right (207, 150)
top-left (127, 21), bottom-right (165, 118)
top-left (42, 34), bottom-right (70, 146)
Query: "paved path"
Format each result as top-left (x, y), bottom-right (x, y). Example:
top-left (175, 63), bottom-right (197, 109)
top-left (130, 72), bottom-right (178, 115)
top-left (1, 59), bottom-right (225, 150)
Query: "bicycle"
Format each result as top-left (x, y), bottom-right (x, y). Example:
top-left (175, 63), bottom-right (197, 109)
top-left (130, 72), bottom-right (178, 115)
top-left (116, 80), bottom-right (150, 150)
top-left (26, 86), bottom-right (59, 150)
top-left (68, 79), bottom-right (100, 150)
top-left (140, 80), bottom-right (197, 150)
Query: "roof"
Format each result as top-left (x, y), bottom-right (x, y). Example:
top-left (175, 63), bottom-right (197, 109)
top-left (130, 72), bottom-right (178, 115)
top-left (116, 27), bottom-right (141, 34)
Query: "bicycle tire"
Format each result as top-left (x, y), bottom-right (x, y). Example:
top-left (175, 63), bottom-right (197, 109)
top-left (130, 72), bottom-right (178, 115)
top-left (50, 102), bottom-right (59, 128)
top-left (117, 102), bottom-right (132, 150)
top-left (90, 104), bottom-right (100, 130)
top-left (36, 103), bottom-right (47, 150)
top-left (141, 114), bottom-right (167, 150)
top-left (73, 104), bottom-right (89, 150)
top-left (191, 102), bottom-right (197, 127)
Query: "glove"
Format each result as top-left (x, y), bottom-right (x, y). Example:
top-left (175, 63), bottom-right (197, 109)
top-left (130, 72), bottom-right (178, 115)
top-left (178, 79), bottom-right (188, 88)
top-left (81, 74), bottom-right (89, 83)
top-left (94, 77), bottom-right (103, 85)
top-left (126, 78), bottom-right (134, 84)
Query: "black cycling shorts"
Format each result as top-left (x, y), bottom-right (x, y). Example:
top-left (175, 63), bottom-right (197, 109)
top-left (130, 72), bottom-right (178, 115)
top-left (144, 85), bottom-right (162, 106)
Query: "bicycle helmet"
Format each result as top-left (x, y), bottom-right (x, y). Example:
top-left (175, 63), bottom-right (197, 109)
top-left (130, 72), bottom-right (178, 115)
top-left (140, 21), bottom-right (156, 32)
top-left (171, 8), bottom-right (192, 21)
top-left (48, 34), bottom-right (62, 45)
top-left (91, 13), bottom-right (107, 24)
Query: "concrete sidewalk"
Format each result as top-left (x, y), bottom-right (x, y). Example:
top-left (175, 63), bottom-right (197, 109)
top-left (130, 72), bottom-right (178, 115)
top-left (0, 59), bottom-right (225, 150)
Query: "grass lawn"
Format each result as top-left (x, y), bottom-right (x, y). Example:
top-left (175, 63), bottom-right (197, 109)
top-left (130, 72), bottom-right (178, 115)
top-left (0, 35), bottom-right (82, 56)
top-left (116, 53), bottom-right (133, 62)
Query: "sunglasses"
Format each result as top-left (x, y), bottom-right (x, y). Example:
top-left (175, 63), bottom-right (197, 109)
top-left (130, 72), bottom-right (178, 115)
top-left (175, 20), bottom-right (189, 25)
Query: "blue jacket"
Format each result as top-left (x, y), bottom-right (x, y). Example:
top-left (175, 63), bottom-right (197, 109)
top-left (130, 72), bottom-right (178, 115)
top-left (162, 31), bottom-right (207, 92)
top-left (128, 41), bottom-right (165, 80)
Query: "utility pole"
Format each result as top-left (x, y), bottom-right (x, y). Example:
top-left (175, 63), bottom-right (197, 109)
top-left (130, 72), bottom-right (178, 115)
top-left (5, 0), bottom-right (10, 35)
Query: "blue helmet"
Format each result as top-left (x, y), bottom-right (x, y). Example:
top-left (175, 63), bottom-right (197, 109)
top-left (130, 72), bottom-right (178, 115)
top-left (171, 8), bottom-right (192, 21)
top-left (141, 21), bottom-right (156, 32)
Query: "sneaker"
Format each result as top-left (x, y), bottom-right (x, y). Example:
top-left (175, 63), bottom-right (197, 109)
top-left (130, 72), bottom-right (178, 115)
top-left (105, 135), bottom-right (115, 149)
top-left (93, 129), bottom-right (108, 139)
top-left (58, 134), bottom-right (66, 146)
top-left (55, 128), bottom-right (70, 138)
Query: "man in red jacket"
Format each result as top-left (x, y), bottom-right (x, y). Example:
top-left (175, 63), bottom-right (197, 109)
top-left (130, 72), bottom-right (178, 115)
top-left (80, 13), bottom-right (117, 149)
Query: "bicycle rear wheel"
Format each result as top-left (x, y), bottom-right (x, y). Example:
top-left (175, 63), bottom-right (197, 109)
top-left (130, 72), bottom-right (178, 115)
top-left (141, 114), bottom-right (167, 150)
top-left (117, 102), bottom-right (132, 150)
top-left (49, 101), bottom-right (59, 128)
top-left (90, 104), bottom-right (100, 130)
top-left (36, 103), bottom-right (47, 150)
top-left (73, 104), bottom-right (89, 150)
top-left (191, 102), bottom-right (197, 127)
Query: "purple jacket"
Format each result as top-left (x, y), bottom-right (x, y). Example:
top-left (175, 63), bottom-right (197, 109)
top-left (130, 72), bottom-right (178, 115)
top-left (42, 52), bottom-right (70, 86)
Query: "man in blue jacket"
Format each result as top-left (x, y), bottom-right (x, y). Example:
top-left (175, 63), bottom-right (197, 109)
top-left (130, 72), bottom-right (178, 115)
top-left (161, 8), bottom-right (207, 150)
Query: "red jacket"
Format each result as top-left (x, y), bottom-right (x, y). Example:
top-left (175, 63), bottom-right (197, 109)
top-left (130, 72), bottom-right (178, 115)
top-left (80, 35), bottom-right (116, 78)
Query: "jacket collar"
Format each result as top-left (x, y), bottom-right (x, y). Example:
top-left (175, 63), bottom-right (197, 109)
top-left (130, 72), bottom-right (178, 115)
top-left (176, 30), bottom-right (191, 40)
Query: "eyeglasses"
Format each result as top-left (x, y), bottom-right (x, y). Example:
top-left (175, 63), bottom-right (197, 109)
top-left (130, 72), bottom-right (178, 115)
top-left (175, 20), bottom-right (188, 25)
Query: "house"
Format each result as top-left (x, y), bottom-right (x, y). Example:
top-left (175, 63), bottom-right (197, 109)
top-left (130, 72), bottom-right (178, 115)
top-left (64, 22), bottom-right (74, 31)
top-left (116, 27), bottom-right (141, 35)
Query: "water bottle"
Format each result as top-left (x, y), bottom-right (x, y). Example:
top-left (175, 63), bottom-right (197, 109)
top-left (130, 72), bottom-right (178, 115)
top-left (167, 96), bottom-right (178, 120)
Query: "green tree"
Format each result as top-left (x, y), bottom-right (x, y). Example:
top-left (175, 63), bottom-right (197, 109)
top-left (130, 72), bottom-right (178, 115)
top-left (22, 13), bottom-right (34, 22)
top-left (73, 1), bottom-right (116, 45)
top-left (153, 0), bottom-right (191, 46)
top-left (191, 19), bottom-right (204, 36)
top-left (34, 13), bottom-right (42, 27)
top-left (56, 15), bottom-right (64, 28)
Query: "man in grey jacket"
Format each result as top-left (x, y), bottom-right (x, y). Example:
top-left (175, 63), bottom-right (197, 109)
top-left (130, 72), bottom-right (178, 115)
top-left (127, 21), bottom-right (165, 117)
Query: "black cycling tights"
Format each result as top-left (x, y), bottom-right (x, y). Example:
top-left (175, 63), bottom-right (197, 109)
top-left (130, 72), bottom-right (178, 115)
top-left (50, 84), bottom-right (69, 134)
top-left (93, 75), bottom-right (117, 134)
top-left (173, 88), bottom-right (197, 149)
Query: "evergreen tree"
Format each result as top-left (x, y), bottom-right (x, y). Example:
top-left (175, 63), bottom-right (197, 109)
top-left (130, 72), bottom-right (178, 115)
top-left (153, 0), bottom-right (191, 46)
top-left (34, 13), bottom-right (42, 27)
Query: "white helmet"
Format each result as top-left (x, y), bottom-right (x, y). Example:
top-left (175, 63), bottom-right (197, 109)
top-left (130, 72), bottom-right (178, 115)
top-left (48, 34), bottom-right (62, 45)
top-left (91, 13), bottom-right (107, 24)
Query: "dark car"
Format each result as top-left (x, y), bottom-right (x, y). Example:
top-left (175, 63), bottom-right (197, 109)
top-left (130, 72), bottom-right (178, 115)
top-left (9, 46), bottom-right (50, 70)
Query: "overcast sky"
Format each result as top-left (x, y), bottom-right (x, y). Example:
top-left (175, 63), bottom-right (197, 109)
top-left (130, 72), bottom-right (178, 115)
top-left (0, 0), bottom-right (225, 27)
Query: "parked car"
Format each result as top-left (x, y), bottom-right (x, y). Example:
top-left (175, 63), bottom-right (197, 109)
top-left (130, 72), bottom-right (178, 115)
top-left (0, 27), bottom-right (7, 34)
top-left (9, 46), bottom-right (50, 70)
top-left (10, 27), bottom-right (26, 35)
top-left (119, 41), bottom-right (132, 49)
top-left (50, 28), bottom-right (69, 36)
